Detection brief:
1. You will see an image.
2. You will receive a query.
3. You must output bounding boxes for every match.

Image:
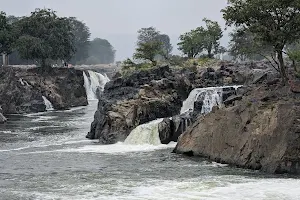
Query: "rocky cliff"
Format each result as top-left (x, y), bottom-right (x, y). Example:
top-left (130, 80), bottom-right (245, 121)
top-left (0, 66), bottom-right (88, 115)
top-left (87, 62), bottom-right (256, 144)
top-left (174, 82), bottom-right (300, 174)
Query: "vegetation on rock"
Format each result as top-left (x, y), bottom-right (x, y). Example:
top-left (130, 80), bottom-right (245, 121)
top-left (222, 0), bottom-right (300, 83)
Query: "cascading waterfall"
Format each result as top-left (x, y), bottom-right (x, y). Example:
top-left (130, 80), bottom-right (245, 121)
top-left (83, 70), bottom-right (110, 100)
top-left (42, 96), bottom-right (54, 111)
top-left (124, 86), bottom-right (242, 146)
top-left (180, 86), bottom-right (242, 115)
top-left (124, 119), bottom-right (164, 145)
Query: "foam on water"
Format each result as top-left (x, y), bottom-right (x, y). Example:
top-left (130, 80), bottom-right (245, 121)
top-left (56, 142), bottom-right (177, 154)
top-left (7, 176), bottom-right (300, 200)
top-left (124, 119), bottom-right (164, 145)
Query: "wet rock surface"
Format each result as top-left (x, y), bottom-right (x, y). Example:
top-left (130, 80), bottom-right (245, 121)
top-left (87, 61), bottom-right (273, 144)
top-left (0, 66), bottom-right (88, 115)
top-left (174, 82), bottom-right (300, 174)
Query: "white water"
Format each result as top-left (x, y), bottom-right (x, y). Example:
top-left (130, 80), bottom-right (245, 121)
top-left (83, 70), bottom-right (110, 100)
top-left (42, 96), bottom-right (54, 111)
top-left (181, 86), bottom-right (242, 114)
top-left (125, 119), bottom-right (164, 145)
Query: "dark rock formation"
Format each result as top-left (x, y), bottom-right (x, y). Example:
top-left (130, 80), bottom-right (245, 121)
top-left (174, 83), bottom-right (300, 174)
top-left (0, 66), bottom-right (88, 114)
top-left (87, 65), bottom-right (188, 144)
top-left (87, 61), bottom-right (279, 144)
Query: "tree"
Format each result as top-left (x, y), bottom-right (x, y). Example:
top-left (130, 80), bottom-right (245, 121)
top-left (88, 38), bottom-right (115, 64)
top-left (178, 18), bottom-right (223, 58)
top-left (0, 12), bottom-right (14, 65)
top-left (156, 34), bottom-right (172, 59)
top-left (134, 40), bottom-right (162, 65)
top-left (178, 29), bottom-right (204, 58)
top-left (229, 28), bottom-right (274, 61)
top-left (286, 41), bottom-right (300, 73)
top-left (202, 18), bottom-right (223, 58)
top-left (15, 8), bottom-right (75, 70)
top-left (134, 27), bottom-right (173, 65)
top-left (222, 0), bottom-right (300, 83)
top-left (68, 17), bottom-right (90, 64)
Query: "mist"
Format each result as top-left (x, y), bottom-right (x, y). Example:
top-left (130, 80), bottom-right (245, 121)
top-left (0, 0), bottom-right (229, 61)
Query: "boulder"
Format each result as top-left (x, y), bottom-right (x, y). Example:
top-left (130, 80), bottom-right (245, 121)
top-left (0, 67), bottom-right (88, 114)
top-left (174, 85), bottom-right (300, 174)
top-left (158, 118), bottom-right (173, 144)
top-left (289, 79), bottom-right (300, 93)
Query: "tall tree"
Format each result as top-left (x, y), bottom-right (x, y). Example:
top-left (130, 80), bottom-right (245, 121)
top-left (229, 28), bottom-right (274, 61)
top-left (15, 8), bottom-right (75, 70)
top-left (156, 34), bottom-right (173, 59)
top-left (202, 18), bottom-right (223, 58)
top-left (134, 27), bottom-right (172, 64)
top-left (178, 29), bottom-right (204, 58)
top-left (88, 38), bottom-right (115, 64)
top-left (0, 12), bottom-right (14, 65)
top-left (222, 0), bottom-right (300, 83)
top-left (68, 17), bottom-right (90, 64)
top-left (178, 18), bottom-right (223, 58)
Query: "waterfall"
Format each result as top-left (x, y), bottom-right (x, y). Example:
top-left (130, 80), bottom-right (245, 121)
top-left (42, 96), bottom-right (54, 111)
top-left (83, 70), bottom-right (110, 100)
top-left (124, 119), bottom-right (164, 145)
top-left (180, 86), bottom-right (242, 115)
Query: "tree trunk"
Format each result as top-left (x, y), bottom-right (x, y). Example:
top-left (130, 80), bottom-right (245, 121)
top-left (41, 59), bottom-right (52, 73)
top-left (277, 50), bottom-right (288, 84)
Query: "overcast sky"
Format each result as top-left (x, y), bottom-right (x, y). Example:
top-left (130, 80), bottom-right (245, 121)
top-left (0, 0), bottom-right (229, 61)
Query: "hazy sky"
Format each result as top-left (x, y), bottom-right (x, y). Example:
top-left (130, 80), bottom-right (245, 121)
top-left (1, 0), bottom-right (229, 61)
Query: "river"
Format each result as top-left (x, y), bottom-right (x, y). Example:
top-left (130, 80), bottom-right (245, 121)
top-left (1, 101), bottom-right (300, 200)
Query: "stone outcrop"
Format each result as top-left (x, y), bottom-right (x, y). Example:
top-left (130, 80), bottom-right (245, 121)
top-left (0, 66), bottom-right (88, 114)
top-left (87, 61), bottom-right (279, 144)
top-left (87, 65), bottom-right (189, 144)
top-left (174, 83), bottom-right (300, 174)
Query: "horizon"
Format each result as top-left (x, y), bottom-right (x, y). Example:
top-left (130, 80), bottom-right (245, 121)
top-left (0, 0), bottom-right (230, 61)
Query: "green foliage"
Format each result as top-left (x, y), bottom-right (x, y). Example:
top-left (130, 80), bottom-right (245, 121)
top-left (222, 0), bottom-right (300, 82)
top-left (229, 28), bottom-right (274, 61)
top-left (121, 58), bottom-right (153, 77)
top-left (286, 41), bottom-right (300, 73)
top-left (0, 11), bottom-right (15, 55)
top-left (15, 8), bottom-right (75, 68)
top-left (156, 34), bottom-right (173, 59)
top-left (169, 55), bottom-right (186, 67)
top-left (68, 17), bottom-right (91, 64)
top-left (178, 18), bottom-right (223, 58)
top-left (134, 27), bottom-right (172, 65)
top-left (88, 38), bottom-right (115, 64)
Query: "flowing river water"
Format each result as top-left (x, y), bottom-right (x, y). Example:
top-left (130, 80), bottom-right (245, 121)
top-left (1, 101), bottom-right (300, 200)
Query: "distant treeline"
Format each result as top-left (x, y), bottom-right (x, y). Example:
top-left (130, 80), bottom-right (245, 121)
top-left (0, 9), bottom-right (115, 66)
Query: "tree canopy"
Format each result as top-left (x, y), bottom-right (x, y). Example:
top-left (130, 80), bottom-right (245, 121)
top-left (15, 8), bottom-right (75, 69)
top-left (87, 38), bottom-right (115, 64)
top-left (178, 18), bottom-right (223, 58)
top-left (228, 28), bottom-right (273, 61)
top-left (68, 17), bottom-right (90, 64)
top-left (134, 27), bottom-right (172, 65)
top-left (222, 0), bottom-right (300, 82)
top-left (0, 12), bottom-right (14, 55)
